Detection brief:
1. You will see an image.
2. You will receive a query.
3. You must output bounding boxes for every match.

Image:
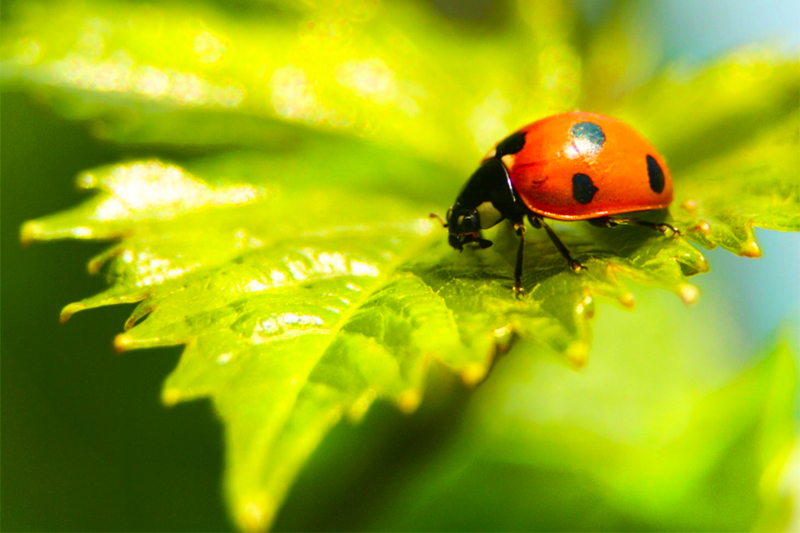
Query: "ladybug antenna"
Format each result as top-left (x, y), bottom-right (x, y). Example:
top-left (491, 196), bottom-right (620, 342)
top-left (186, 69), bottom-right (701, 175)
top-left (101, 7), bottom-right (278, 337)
top-left (429, 213), bottom-right (448, 228)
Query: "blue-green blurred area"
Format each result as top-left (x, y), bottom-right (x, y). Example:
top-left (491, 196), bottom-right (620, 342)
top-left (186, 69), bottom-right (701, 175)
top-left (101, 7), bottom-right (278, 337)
top-left (2, 0), bottom-right (799, 531)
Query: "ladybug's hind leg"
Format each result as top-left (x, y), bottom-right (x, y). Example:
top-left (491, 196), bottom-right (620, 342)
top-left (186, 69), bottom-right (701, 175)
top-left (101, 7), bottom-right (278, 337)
top-left (530, 215), bottom-right (585, 272)
top-left (589, 216), bottom-right (680, 237)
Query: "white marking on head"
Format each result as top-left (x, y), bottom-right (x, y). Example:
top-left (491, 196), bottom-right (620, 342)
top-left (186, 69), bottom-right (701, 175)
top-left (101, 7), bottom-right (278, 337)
top-left (476, 201), bottom-right (503, 229)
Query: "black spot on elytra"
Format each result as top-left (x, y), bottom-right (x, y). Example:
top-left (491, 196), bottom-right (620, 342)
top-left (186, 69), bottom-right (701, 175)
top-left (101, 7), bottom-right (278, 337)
top-left (646, 154), bottom-right (665, 193)
top-left (494, 131), bottom-right (527, 157)
top-left (570, 121), bottom-right (605, 153)
top-left (572, 173), bottom-right (598, 204)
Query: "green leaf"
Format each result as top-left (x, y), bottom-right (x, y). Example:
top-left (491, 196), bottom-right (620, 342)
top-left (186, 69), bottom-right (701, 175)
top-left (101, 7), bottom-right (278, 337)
top-left (20, 154), bottom-right (710, 528)
top-left (6, 0), bottom-right (800, 530)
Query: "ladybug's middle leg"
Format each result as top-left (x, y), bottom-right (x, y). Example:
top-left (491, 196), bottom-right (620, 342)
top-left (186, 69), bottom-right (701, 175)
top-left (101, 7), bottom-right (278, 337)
top-left (530, 215), bottom-right (585, 272)
top-left (589, 216), bottom-right (680, 237)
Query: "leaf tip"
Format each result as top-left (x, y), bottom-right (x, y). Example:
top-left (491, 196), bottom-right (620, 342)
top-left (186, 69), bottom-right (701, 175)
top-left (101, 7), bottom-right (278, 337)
top-left (87, 246), bottom-right (121, 275)
top-left (680, 199), bottom-right (699, 213)
top-left (237, 494), bottom-right (277, 533)
top-left (114, 333), bottom-right (135, 353)
top-left (60, 302), bottom-right (85, 323)
top-left (347, 388), bottom-right (377, 422)
top-left (460, 362), bottom-right (488, 386)
top-left (692, 220), bottom-right (712, 236)
top-left (742, 239), bottom-right (762, 258)
top-left (76, 170), bottom-right (99, 190)
top-left (161, 387), bottom-right (183, 407)
top-left (619, 292), bottom-right (635, 308)
top-left (124, 305), bottom-right (155, 330)
top-left (575, 295), bottom-right (595, 318)
top-left (565, 341), bottom-right (590, 368)
top-left (124, 315), bottom-right (138, 331)
top-left (20, 221), bottom-right (42, 246)
top-left (493, 324), bottom-right (514, 344)
top-left (397, 389), bottom-right (421, 414)
top-left (696, 253), bottom-right (711, 273)
top-left (678, 283), bottom-right (700, 305)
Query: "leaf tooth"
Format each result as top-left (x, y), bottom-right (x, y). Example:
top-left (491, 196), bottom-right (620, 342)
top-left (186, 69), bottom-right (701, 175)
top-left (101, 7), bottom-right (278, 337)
top-left (161, 387), bottom-right (183, 407)
top-left (19, 220), bottom-right (42, 247)
top-left (450, 326), bottom-right (499, 386)
top-left (615, 259), bottom-right (702, 305)
top-left (659, 276), bottom-right (701, 305)
top-left (60, 302), bottom-right (86, 323)
top-left (619, 292), bottom-right (635, 308)
top-left (740, 237), bottom-right (762, 258)
top-left (565, 340), bottom-right (590, 368)
top-left (87, 245), bottom-right (123, 274)
top-left (238, 495), bottom-right (276, 533)
top-left (59, 287), bottom-right (149, 322)
top-left (678, 283), bottom-right (700, 305)
top-left (397, 389), bottom-right (422, 414)
top-left (584, 261), bottom-right (635, 309)
top-left (161, 376), bottom-right (212, 406)
top-left (721, 218), bottom-right (762, 257)
top-left (347, 388), bottom-right (378, 422)
top-left (124, 304), bottom-right (156, 331)
top-left (575, 294), bottom-right (595, 318)
top-left (19, 216), bottom-right (100, 242)
top-left (75, 169), bottom-right (100, 190)
top-left (597, 283), bottom-right (634, 309)
top-left (672, 240), bottom-right (710, 276)
top-left (692, 219), bottom-right (712, 236)
top-left (460, 362), bottom-right (489, 386)
top-left (679, 198), bottom-right (700, 213)
top-left (114, 333), bottom-right (136, 353)
top-left (679, 217), bottom-right (718, 251)
top-left (492, 324), bottom-right (513, 344)
top-left (114, 328), bottom-right (184, 353)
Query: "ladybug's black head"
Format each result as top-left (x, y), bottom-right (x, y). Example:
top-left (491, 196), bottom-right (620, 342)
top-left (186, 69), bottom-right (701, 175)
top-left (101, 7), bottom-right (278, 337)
top-left (442, 152), bottom-right (521, 252)
top-left (446, 206), bottom-right (492, 251)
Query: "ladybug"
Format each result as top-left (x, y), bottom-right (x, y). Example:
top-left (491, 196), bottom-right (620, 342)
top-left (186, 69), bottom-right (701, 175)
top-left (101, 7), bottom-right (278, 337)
top-left (441, 111), bottom-right (678, 295)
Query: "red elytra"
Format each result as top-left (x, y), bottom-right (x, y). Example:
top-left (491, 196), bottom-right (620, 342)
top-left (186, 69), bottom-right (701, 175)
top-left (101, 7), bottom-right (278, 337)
top-left (494, 111), bottom-right (674, 220)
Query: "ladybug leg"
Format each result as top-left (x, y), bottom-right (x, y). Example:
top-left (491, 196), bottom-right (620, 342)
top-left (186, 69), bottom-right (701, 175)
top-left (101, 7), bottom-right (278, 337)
top-left (512, 222), bottom-right (526, 297)
top-left (592, 216), bottom-right (680, 237)
top-left (532, 215), bottom-right (585, 272)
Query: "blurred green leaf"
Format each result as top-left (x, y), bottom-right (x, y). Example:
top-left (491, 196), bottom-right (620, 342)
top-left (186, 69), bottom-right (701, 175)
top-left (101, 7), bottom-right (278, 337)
top-left (5, 0), bottom-right (800, 530)
top-left (611, 52), bottom-right (800, 171)
top-left (358, 316), bottom-right (799, 531)
top-left (0, 0), bottom-right (580, 166)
